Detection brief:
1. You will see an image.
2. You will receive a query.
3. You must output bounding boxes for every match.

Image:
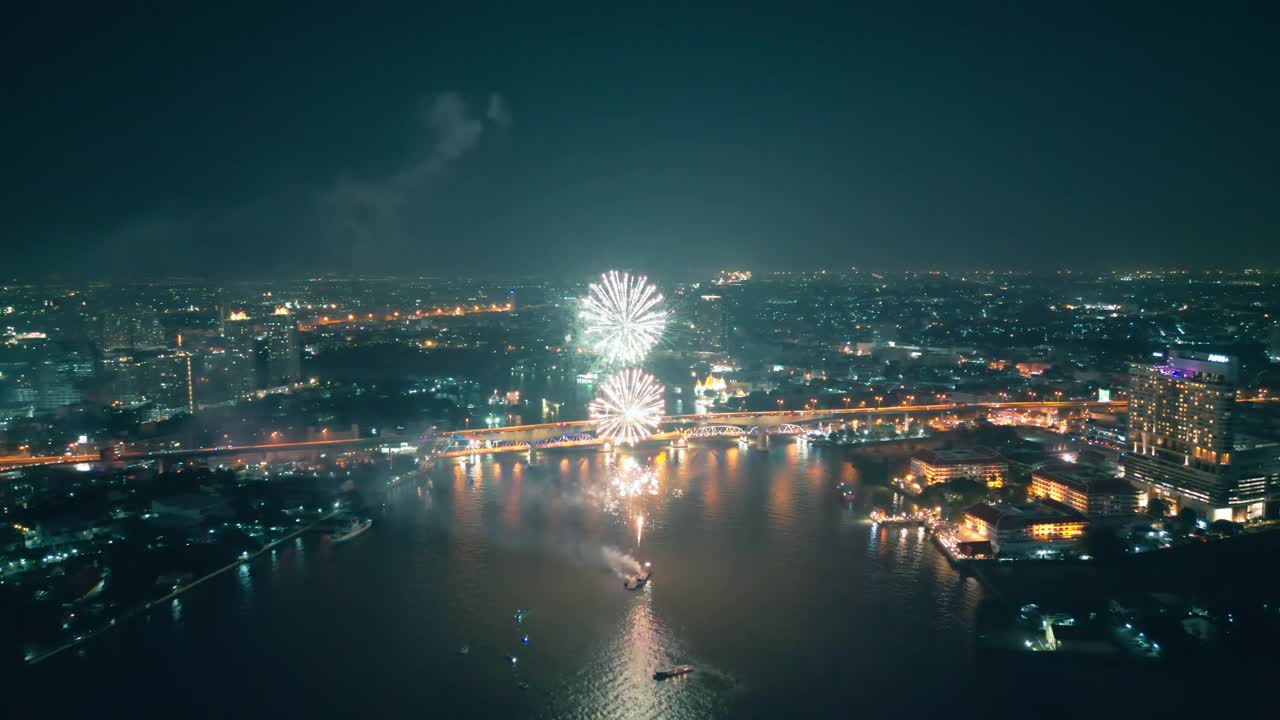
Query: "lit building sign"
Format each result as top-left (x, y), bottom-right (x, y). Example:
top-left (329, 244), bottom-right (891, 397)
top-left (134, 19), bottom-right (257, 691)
top-left (1206, 354), bottom-right (1229, 363)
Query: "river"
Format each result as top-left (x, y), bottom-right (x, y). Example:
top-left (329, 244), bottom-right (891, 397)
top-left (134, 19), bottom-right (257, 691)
top-left (25, 439), bottom-right (988, 718)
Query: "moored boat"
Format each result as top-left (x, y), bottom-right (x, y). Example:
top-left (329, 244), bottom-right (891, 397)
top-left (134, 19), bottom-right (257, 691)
top-left (331, 518), bottom-right (372, 543)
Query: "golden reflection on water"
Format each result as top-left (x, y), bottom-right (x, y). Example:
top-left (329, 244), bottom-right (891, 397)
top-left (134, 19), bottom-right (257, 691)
top-left (405, 438), bottom-right (977, 719)
top-left (503, 461), bottom-right (523, 533)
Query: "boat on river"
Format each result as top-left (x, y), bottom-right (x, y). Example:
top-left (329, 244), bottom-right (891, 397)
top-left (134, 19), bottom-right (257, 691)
top-left (331, 518), bottom-right (372, 543)
top-left (623, 563), bottom-right (652, 590)
top-left (654, 665), bottom-right (694, 680)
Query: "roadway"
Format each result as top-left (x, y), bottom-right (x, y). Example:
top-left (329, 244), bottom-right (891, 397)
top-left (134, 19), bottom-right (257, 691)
top-left (4, 397), bottom-right (1277, 469)
top-left (0, 437), bottom-right (383, 469)
top-left (449, 399), bottom-right (1130, 438)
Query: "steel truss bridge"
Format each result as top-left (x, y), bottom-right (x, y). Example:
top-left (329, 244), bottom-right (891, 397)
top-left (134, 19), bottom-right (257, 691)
top-left (682, 424), bottom-right (806, 438)
top-left (429, 433), bottom-right (599, 458)
top-left (424, 400), bottom-right (1127, 452)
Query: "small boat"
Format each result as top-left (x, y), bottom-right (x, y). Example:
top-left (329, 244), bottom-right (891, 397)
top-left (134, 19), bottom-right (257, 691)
top-left (155, 572), bottom-right (194, 592)
top-left (459, 644), bottom-right (470, 655)
top-left (331, 518), bottom-right (372, 543)
top-left (69, 566), bottom-right (109, 602)
top-left (623, 565), bottom-right (652, 590)
top-left (653, 665), bottom-right (694, 681)
top-left (514, 608), bottom-right (528, 623)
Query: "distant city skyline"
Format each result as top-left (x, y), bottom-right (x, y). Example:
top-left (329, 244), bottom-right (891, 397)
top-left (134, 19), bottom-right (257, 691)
top-left (5, 266), bottom-right (1280, 287)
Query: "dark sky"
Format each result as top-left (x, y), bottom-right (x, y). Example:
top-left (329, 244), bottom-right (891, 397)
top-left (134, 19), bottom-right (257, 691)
top-left (4, 1), bottom-right (1278, 279)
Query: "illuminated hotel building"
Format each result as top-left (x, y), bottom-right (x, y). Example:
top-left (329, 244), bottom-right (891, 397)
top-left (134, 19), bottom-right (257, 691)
top-left (1126, 351), bottom-right (1279, 521)
top-left (1030, 465), bottom-right (1140, 517)
top-left (910, 448), bottom-right (1007, 488)
top-left (961, 501), bottom-right (1088, 554)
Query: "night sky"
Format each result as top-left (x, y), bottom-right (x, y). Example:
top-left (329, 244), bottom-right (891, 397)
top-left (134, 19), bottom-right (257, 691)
top-left (4, 2), bottom-right (1279, 278)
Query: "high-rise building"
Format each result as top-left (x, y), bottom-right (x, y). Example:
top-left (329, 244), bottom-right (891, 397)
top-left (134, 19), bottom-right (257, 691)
top-left (102, 350), bottom-right (191, 420)
top-left (1126, 350), bottom-right (1279, 521)
top-left (101, 306), bottom-right (166, 350)
top-left (259, 308), bottom-right (301, 388)
top-left (11, 360), bottom-right (84, 412)
top-left (208, 309), bottom-right (258, 400)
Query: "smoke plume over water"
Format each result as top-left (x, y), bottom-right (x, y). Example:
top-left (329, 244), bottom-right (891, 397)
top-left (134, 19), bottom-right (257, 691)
top-left (601, 545), bottom-right (642, 579)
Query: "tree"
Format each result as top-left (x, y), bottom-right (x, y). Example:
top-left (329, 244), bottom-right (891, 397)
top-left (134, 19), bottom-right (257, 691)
top-left (944, 477), bottom-right (987, 505)
top-left (1147, 498), bottom-right (1171, 519)
top-left (1208, 519), bottom-right (1243, 538)
top-left (1077, 526), bottom-right (1128, 563)
top-left (0, 525), bottom-right (23, 553)
top-left (1171, 507), bottom-right (1198, 536)
top-left (913, 477), bottom-right (986, 517)
top-left (998, 483), bottom-right (1029, 503)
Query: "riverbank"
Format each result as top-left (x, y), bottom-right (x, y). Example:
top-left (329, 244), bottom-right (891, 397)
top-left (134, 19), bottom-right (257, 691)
top-left (25, 510), bottom-right (340, 666)
top-left (958, 528), bottom-right (1280, 608)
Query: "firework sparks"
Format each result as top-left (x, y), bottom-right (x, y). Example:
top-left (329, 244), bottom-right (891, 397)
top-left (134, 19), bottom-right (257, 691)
top-left (599, 457), bottom-right (661, 515)
top-left (580, 271), bottom-right (666, 366)
top-left (612, 457), bottom-right (660, 498)
top-left (590, 368), bottom-right (664, 445)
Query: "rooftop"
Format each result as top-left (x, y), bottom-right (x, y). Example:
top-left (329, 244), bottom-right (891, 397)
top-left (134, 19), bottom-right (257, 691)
top-left (1034, 465), bottom-right (1138, 495)
top-left (964, 500), bottom-right (1087, 530)
top-left (912, 447), bottom-right (1005, 466)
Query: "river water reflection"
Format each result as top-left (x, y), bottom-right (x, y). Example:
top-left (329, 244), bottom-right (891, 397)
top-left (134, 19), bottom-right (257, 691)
top-left (32, 439), bottom-right (985, 718)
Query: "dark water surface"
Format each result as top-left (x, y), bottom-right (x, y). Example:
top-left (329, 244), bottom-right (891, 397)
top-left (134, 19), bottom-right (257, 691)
top-left (27, 441), bottom-right (988, 718)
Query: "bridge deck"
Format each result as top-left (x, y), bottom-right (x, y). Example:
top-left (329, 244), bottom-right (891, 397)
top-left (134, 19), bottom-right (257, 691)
top-left (0, 399), bottom-right (1146, 469)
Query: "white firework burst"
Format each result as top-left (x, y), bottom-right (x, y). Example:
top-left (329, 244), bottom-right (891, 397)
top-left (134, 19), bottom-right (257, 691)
top-left (580, 271), bottom-right (666, 366)
top-left (590, 368), bottom-right (664, 445)
top-left (611, 457), bottom-right (660, 499)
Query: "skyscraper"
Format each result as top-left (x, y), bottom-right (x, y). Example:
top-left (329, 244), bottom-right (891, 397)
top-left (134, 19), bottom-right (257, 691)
top-left (1126, 350), bottom-right (1278, 521)
top-left (104, 350), bottom-right (191, 420)
top-left (215, 309), bottom-right (258, 399)
top-left (259, 308), bottom-right (301, 388)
